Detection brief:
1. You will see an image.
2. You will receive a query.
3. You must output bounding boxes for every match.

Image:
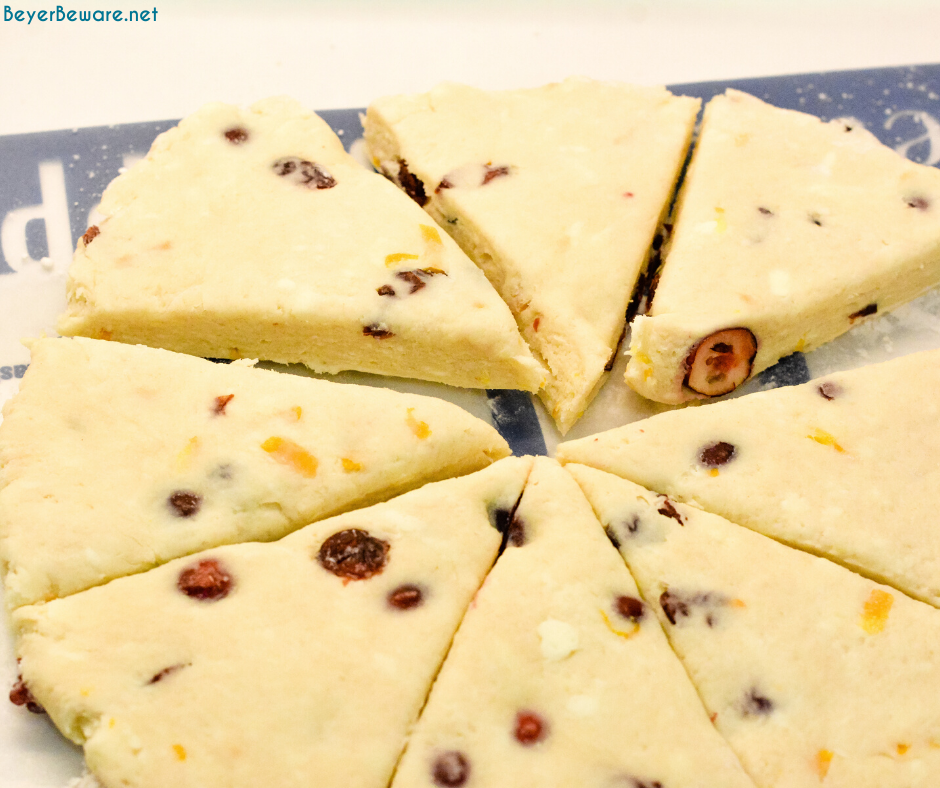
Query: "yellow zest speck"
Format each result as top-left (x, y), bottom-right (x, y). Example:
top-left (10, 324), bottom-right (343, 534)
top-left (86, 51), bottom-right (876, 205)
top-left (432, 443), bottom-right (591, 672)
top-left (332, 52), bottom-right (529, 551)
top-left (175, 436), bottom-right (200, 471)
top-left (897, 743), bottom-right (910, 755)
top-left (261, 437), bottom-right (318, 478)
top-left (714, 206), bottom-right (727, 233)
top-left (796, 338), bottom-right (807, 352)
top-left (860, 588), bottom-right (894, 634)
top-left (385, 252), bottom-right (420, 267)
top-left (341, 458), bottom-right (362, 472)
top-left (406, 408), bottom-right (431, 440)
top-left (291, 406), bottom-right (302, 421)
top-left (735, 132), bottom-right (751, 146)
top-left (173, 744), bottom-right (187, 761)
top-left (709, 468), bottom-right (720, 477)
top-left (420, 224), bottom-right (442, 244)
top-left (80, 688), bottom-right (92, 698)
top-left (730, 598), bottom-right (747, 609)
top-left (600, 608), bottom-right (641, 640)
top-left (635, 352), bottom-right (652, 365)
top-left (807, 429), bottom-right (845, 453)
top-left (929, 739), bottom-right (940, 750)
top-left (643, 368), bottom-right (653, 380)
top-left (109, 717), bottom-right (115, 729)
top-left (422, 266), bottom-right (446, 275)
top-left (815, 749), bottom-right (833, 779)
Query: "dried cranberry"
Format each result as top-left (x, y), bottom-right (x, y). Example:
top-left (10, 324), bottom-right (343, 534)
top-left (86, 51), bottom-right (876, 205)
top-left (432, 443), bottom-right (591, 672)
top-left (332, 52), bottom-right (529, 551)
top-left (757, 206), bottom-right (774, 216)
top-left (742, 687), bottom-right (774, 716)
top-left (817, 381), bottom-right (841, 400)
top-left (82, 225), bottom-right (100, 245)
top-left (318, 529), bottom-right (390, 580)
top-left (660, 590), bottom-right (689, 625)
top-left (514, 711), bottom-right (548, 745)
top-left (224, 127), bottom-right (249, 144)
top-left (177, 558), bottom-right (233, 601)
top-left (396, 159), bottom-right (428, 206)
top-left (906, 195), bottom-right (930, 211)
top-left (168, 490), bottom-right (202, 518)
top-left (9, 677), bottom-right (44, 714)
top-left (388, 584), bottom-right (424, 610)
top-left (272, 157), bottom-right (336, 189)
top-left (377, 284), bottom-right (396, 297)
top-left (396, 270), bottom-right (427, 294)
top-left (615, 595), bottom-right (645, 623)
top-left (213, 394), bottom-right (234, 415)
top-left (482, 165), bottom-right (511, 185)
top-left (849, 303), bottom-right (877, 322)
top-left (432, 751), bottom-right (470, 786)
top-left (699, 441), bottom-right (736, 467)
top-left (685, 328), bottom-right (758, 397)
top-left (363, 324), bottom-right (394, 339)
top-left (149, 663), bottom-right (188, 684)
top-left (604, 526), bottom-right (621, 549)
top-left (657, 497), bottom-right (684, 525)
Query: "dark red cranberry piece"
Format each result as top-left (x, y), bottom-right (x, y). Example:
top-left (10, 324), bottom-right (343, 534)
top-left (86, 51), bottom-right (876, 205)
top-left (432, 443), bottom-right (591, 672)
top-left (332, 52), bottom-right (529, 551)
top-left (432, 751), bottom-right (470, 786)
top-left (742, 687), bottom-right (774, 716)
top-left (849, 303), bottom-right (877, 322)
top-left (388, 584), bottom-right (424, 610)
top-left (213, 394), bottom-right (234, 415)
top-left (615, 595), bottom-right (645, 623)
top-left (657, 497), bottom-right (684, 525)
top-left (168, 490), bottom-right (202, 518)
top-left (148, 663), bottom-right (188, 684)
top-left (685, 328), bottom-right (758, 397)
top-left (506, 515), bottom-right (526, 548)
top-left (817, 381), bottom-right (842, 400)
top-left (396, 159), bottom-right (428, 206)
top-left (396, 270), bottom-right (427, 294)
top-left (482, 165), bottom-right (511, 185)
top-left (82, 225), bottom-right (100, 245)
top-left (699, 441), bottom-right (736, 468)
top-left (9, 677), bottom-right (44, 714)
top-left (757, 206), bottom-right (774, 216)
top-left (906, 195), bottom-right (930, 211)
top-left (809, 213), bottom-right (823, 227)
top-left (177, 558), bottom-right (233, 601)
top-left (363, 324), bottom-right (394, 338)
top-left (514, 710), bottom-right (548, 745)
top-left (224, 127), bottom-right (249, 144)
top-left (272, 157), bottom-right (337, 189)
top-left (318, 529), bottom-right (390, 581)
top-left (660, 590), bottom-right (690, 625)
top-left (604, 526), bottom-right (621, 549)
top-left (377, 284), bottom-right (396, 297)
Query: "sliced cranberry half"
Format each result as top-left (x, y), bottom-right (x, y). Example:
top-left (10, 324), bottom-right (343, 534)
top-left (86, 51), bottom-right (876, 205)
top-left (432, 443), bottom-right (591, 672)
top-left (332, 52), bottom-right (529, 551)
top-left (514, 710), bottom-right (548, 745)
top-left (684, 328), bottom-right (758, 397)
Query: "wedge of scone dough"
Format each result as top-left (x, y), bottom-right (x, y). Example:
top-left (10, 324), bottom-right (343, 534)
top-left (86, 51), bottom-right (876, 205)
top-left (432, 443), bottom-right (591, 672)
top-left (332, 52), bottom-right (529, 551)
top-left (0, 337), bottom-right (513, 609)
top-left (625, 89), bottom-right (940, 404)
top-left (56, 97), bottom-right (542, 392)
top-left (568, 464), bottom-right (940, 788)
top-left (560, 349), bottom-right (940, 608)
top-left (365, 79), bottom-right (699, 432)
top-left (11, 458), bottom-right (532, 788)
top-left (392, 458), bottom-right (755, 788)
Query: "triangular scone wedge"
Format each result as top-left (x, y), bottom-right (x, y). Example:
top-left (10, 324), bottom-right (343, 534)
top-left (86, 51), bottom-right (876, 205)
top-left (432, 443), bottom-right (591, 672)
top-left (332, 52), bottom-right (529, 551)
top-left (392, 458), bottom-right (756, 788)
top-left (56, 97), bottom-right (542, 392)
top-left (625, 89), bottom-right (940, 404)
top-left (568, 464), bottom-right (940, 788)
top-left (10, 458), bottom-right (532, 788)
top-left (365, 79), bottom-right (699, 432)
top-left (0, 337), bottom-right (512, 609)
top-left (559, 349), bottom-right (940, 608)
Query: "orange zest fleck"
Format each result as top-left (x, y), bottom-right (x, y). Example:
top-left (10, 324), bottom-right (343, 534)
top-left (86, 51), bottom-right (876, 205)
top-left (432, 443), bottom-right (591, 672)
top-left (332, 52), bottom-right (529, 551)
top-left (897, 743), bottom-right (910, 755)
top-left (714, 206), bottom-right (727, 233)
top-left (261, 437), bottom-right (318, 478)
top-left (291, 406), bottom-right (302, 421)
top-left (795, 338), bottom-right (807, 352)
top-left (99, 329), bottom-right (113, 340)
top-left (730, 598), bottom-right (747, 609)
top-left (533, 317), bottom-right (541, 332)
top-left (173, 744), bottom-right (187, 761)
top-left (420, 224), bottom-right (442, 244)
top-left (600, 608), bottom-right (640, 640)
top-left (341, 458), bottom-right (362, 472)
top-left (385, 252), bottom-right (420, 267)
top-left (815, 749), bottom-right (833, 779)
top-left (860, 588), bottom-right (893, 634)
top-left (807, 429), bottom-right (845, 453)
top-left (406, 408), bottom-right (431, 440)
top-left (709, 468), bottom-right (720, 477)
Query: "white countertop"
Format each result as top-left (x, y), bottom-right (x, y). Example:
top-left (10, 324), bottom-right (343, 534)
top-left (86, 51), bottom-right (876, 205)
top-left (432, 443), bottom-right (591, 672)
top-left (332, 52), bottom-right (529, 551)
top-left (1, 0), bottom-right (939, 135)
